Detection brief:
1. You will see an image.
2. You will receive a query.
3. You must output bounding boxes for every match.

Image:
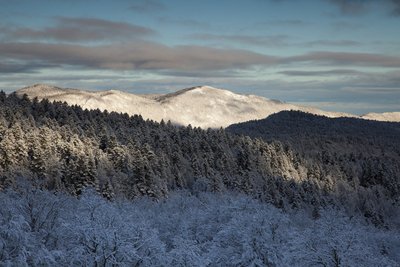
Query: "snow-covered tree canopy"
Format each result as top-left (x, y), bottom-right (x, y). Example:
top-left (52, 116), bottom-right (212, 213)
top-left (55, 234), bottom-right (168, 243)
top-left (0, 186), bottom-right (398, 266)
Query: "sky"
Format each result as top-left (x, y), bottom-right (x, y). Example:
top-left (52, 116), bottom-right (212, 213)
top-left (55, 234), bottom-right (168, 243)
top-left (0, 0), bottom-right (399, 114)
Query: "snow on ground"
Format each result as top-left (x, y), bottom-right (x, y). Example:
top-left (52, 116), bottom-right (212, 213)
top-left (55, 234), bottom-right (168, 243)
top-left (16, 84), bottom-right (400, 128)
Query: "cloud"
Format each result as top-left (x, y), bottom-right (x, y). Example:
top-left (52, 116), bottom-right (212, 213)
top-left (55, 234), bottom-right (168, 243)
top-left (269, 0), bottom-right (372, 15)
top-left (278, 69), bottom-right (365, 76)
top-left (284, 51), bottom-right (400, 67)
top-left (328, 0), bottom-right (400, 16)
top-left (1, 40), bottom-right (399, 76)
top-left (2, 17), bottom-right (155, 42)
top-left (329, 0), bottom-right (369, 15)
top-left (129, 0), bottom-right (166, 13)
top-left (0, 41), bottom-right (278, 72)
top-left (0, 61), bottom-right (56, 73)
top-left (189, 33), bottom-right (289, 47)
top-left (156, 69), bottom-right (249, 78)
top-left (390, 0), bottom-right (400, 15)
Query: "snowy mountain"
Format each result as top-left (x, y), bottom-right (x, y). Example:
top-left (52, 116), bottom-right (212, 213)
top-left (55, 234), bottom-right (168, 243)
top-left (361, 111), bottom-right (400, 122)
top-left (16, 84), bottom-right (399, 128)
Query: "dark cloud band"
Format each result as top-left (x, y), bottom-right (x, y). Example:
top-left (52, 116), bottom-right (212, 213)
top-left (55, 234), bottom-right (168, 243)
top-left (329, 0), bottom-right (400, 16)
top-left (0, 41), bottom-right (399, 74)
top-left (1, 17), bottom-right (155, 42)
top-left (279, 69), bottom-right (365, 76)
top-left (0, 42), bottom-right (278, 72)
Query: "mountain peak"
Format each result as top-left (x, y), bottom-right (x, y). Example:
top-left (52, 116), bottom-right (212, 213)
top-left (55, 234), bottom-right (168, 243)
top-left (17, 84), bottom-right (65, 97)
top-left (173, 85), bottom-right (219, 94)
top-left (172, 85), bottom-right (244, 98)
top-left (155, 85), bottom-right (218, 102)
top-left (20, 83), bottom-right (60, 91)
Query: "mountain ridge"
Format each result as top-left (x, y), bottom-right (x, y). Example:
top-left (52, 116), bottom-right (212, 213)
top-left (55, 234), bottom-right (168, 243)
top-left (362, 111), bottom-right (400, 122)
top-left (15, 84), bottom-right (400, 127)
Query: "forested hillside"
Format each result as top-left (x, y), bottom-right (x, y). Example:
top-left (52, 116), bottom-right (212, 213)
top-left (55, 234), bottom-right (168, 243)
top-left (228, 111), bottom-right (400, 224)
top-left (0, 92), bottom-right (398, 226)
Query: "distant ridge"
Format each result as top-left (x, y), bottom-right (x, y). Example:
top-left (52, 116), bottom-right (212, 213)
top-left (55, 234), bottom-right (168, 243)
top-left (15, 84), bottom-right (399, 128)
top-left (361, 112), bottom-right (400, 122)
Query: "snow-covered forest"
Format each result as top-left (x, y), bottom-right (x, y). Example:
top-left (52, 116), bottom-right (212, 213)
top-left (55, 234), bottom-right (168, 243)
top-left (1, 184), bottom-right (399, 266)
top-left (227, 111), bottom-right (400, 224)
top-left (0, 92), bottom-right (399, 265)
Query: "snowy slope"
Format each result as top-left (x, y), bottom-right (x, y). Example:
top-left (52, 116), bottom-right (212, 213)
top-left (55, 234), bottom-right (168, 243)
top-left (15, 84), bottom-right (398, 128)
top-left (361, 112), bottom-right (400, 122)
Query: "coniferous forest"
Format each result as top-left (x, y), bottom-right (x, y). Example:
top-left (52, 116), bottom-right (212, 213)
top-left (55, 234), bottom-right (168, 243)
top-left (0, 92), bottom-right (399, 266)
